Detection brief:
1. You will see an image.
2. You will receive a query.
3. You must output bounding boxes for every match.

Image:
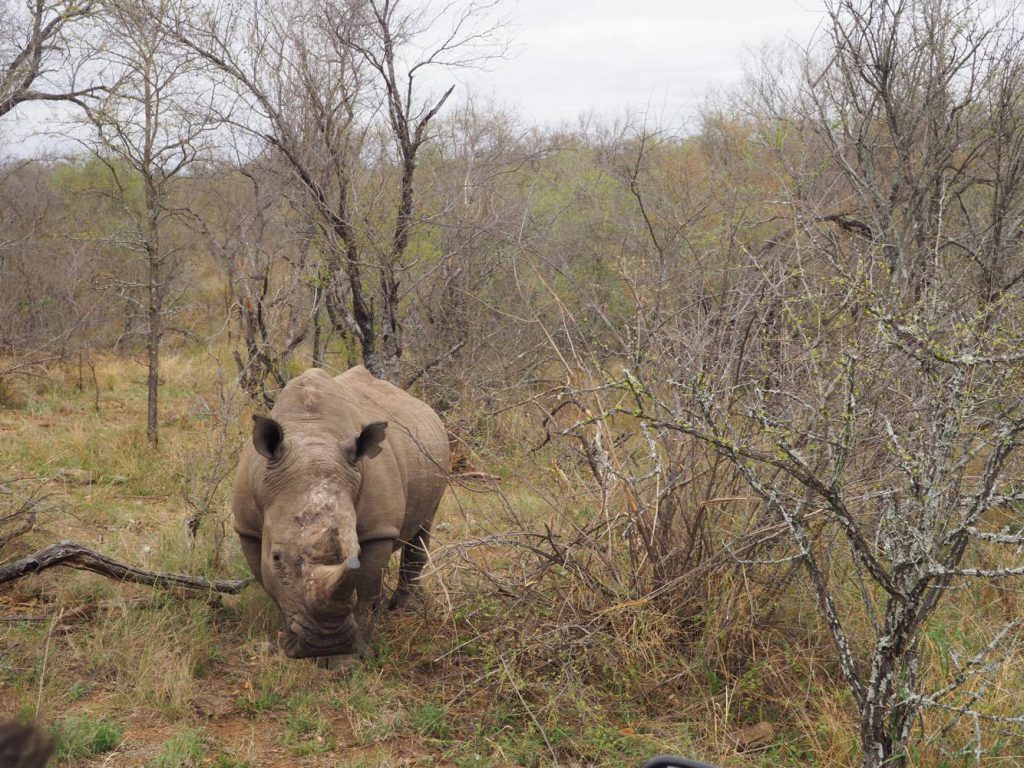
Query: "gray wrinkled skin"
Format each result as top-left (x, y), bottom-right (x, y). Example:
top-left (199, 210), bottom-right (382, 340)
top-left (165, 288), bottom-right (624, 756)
top-left (232, 367), bottom-right (449, 662)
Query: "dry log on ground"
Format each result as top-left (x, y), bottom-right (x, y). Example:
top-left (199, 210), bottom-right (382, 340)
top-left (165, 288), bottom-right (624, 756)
top-left (0, 540), bottom-right (250, 594)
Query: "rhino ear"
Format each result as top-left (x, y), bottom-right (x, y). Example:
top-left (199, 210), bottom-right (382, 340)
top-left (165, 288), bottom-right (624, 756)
top-left (341, 421), bottom-right (388, 465)
top-left (252, 415), bottom-right (285, 461)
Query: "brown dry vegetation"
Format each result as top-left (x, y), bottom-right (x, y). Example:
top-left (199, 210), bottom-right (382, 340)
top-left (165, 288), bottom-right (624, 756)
top-left (0, 354), bottom-right (787, 767)
top-left (4, 1), bottom-right (1024, 766)
top-left (0, 349), bottom-right (1020, 767)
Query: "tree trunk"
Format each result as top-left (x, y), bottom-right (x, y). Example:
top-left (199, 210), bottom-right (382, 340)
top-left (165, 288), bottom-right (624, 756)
top-left (146, 306), bottom-right (159, 446)
top-left (326, 219), bottom-right (379, 375)
top-left (372, 290), bottom-right (401, 385)
top-left (144, 177), bottom-right (161, 447)
top-left (312, 283), bottom-right (325, 368)
top-left (859, 730), bottom-right (902, 768)
top-left (859, 689), bottom-right (913, 768)
top-left (141, 38), bottom-right (161, 448)
top-left (367, 153), bottom-right (417, 385)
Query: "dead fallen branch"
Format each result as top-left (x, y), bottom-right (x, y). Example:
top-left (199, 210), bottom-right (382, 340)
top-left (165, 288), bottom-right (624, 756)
top-left (0, 540), bottom-right (251, 595)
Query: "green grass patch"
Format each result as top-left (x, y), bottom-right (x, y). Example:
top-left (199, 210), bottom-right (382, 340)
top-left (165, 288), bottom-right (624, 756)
top-left (147, 728), bottom-right (207, 768)
top-left (66, 681), bottom-right (92, 702)
top-left (281, 695), bottom-right (335, 756)
top-left (237, 681), bottom-right (283, 715)
top-left (409, 700), bottom-right (452, 740)
top-left (210, 753), bottom-right (254, 768)
top-left (51, 716), bottom-right (124, 765)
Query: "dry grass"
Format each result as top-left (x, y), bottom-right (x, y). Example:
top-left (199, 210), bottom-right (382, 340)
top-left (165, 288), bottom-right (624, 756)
top-left (1, 352), bottom-right (1022, 766)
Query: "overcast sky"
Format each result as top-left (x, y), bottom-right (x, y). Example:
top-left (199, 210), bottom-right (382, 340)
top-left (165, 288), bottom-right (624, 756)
top-left (4, 0), bottom-right (828, 154)
top-left (451, 0), bottom-right (827, 126)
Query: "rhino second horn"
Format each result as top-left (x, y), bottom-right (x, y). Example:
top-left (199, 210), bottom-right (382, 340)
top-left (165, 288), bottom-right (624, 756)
top-left (308, 524), bottom-right (342, 564)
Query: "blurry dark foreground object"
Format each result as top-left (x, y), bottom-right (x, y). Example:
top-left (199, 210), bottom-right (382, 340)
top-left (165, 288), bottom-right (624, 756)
top-left (642, 757), bottom-right (718, 768)
top-left (0, 716), bottom-right (719, 768)
top-left (0, 720), bottom-right (54, 768)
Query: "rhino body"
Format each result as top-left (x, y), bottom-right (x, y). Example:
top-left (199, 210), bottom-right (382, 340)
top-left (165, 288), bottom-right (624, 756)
top-left (232, 366), bottom-right (449, 660)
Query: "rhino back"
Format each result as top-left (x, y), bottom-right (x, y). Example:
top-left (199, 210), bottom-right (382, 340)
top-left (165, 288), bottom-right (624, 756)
top-left (234, 367), bottom-right (448, 545)
top-left (333, 367), bottom-right (449, 540)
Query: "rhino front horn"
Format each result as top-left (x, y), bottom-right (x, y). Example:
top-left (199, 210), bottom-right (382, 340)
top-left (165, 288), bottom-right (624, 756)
top-left (305, 558), bottom-right (361, 607)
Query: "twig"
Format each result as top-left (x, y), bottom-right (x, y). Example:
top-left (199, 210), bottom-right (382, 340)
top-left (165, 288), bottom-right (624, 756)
top-left (499, 655), bottom-right (558, 765)
top-left (35, 608), bottom-right (63, 718)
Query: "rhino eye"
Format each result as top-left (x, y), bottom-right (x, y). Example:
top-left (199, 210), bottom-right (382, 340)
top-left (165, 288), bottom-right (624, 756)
top-left (271, 551), bottom-right (286, 576)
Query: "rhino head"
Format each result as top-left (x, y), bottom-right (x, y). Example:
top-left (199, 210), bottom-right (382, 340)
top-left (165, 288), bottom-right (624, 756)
top-left (250, 414), bottom-right (387, 658)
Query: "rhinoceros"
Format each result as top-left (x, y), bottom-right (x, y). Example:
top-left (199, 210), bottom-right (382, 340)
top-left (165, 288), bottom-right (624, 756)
top-left (231, 366), bottom-right (449, 661)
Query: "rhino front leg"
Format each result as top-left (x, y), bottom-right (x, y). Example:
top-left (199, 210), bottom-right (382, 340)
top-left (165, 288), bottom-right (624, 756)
top-left (238, 534), bottom-right (263, 587)
top-left (351, 538), bottom-right (396, 643)
top-left (390, 527), bottom-right (430, 610)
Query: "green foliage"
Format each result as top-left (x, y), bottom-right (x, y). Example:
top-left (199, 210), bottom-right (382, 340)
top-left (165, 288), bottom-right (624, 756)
top-left (66, 681), bottom-right (92, 702)
top-left (281, 695), bottom-right (334, 756)
top-left (237, 679), bottom-right (283, 715)
top-left (51, 716), bottom-right (123, 765)
top-left (409, 700), bottom-right (451, 740)
top-left (147, 728), bottom-right (207, 768)
top-left (210, 755), bottom-right (253, 768)
top-left (52, 155), bottom-right (146, 216)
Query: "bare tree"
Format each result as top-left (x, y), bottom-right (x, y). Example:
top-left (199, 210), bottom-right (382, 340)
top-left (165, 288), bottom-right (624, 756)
top-left (342, 0), bottom-right (507, 382)
top-left (196, 156), bottom-right (319, 407)
top-left (403, 99), bottom-right (539, 397)
top-left (463, 2), bottom-right (1024, 764)
top-left (81, 0), bottom-right (216, 446)
top-left (0, 0), bottom-right (104, 118)
top-left (794, 0), bottom-right (1024, 305)
top-left (584, 2), bottom-right (1024, 766)
top-left (0, 161), bottom-right (102, 378)
top-left (0, 1), bottom-right (108, 391)
top-left (173, 0), bottom-right (506, 384)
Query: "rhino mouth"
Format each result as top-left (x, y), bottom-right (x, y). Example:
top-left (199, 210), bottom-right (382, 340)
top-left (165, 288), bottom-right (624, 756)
top-left (282, 613), bottom-right (361, 659)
